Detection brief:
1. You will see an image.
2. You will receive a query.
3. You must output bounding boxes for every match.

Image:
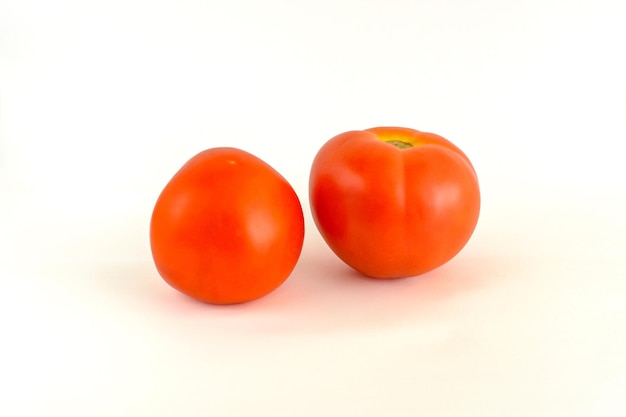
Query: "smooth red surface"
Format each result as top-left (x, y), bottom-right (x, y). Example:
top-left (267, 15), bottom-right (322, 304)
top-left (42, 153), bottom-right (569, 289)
top-left (150, 147), bottom-right (304, 304)
top-left (309, 127), bottom-right (481, 278)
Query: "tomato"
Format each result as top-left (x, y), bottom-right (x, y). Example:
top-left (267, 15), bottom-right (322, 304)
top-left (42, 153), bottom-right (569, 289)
top-left (150, 147), bottom-right (304, 304)
top-left (309, 127), bottom-right (480, 279)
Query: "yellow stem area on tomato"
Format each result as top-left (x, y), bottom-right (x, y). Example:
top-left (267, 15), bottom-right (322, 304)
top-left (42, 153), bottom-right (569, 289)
top-left (384, 139), bottom-right (414, 149)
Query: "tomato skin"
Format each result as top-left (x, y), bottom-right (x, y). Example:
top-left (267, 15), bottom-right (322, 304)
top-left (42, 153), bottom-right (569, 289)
top-left (150, 147), bottom-right (304, 304)
top-left (309, 127), bottom-right (480, 279)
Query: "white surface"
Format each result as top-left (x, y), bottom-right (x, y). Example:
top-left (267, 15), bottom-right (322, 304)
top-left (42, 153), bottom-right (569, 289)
top-left (1, 0), bottom-right (626, 416)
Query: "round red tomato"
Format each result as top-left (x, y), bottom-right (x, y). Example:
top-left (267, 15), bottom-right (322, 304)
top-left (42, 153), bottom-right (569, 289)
top-left (150, 147), bottom-right (304, 304)
top-left (309, 127), bottom-right (480, 279)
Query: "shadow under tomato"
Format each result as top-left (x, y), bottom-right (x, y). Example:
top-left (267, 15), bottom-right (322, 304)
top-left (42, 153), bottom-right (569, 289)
top-left (89, 236), bottom-right (521, 337)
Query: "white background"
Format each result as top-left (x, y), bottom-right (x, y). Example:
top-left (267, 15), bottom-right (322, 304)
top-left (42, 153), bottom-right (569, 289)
top-left (1, 0), bottom-right (626, 416)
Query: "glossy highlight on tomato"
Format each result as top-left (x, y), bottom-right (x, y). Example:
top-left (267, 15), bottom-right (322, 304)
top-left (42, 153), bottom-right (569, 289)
top-left (309, 127), bottom-right (480, 279)
top-left (150, 147), bottom-right (304, 304)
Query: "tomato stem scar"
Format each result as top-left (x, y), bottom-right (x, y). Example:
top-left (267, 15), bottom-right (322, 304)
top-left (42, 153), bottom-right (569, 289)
top-left (385, 140), bottom-right (413, 149)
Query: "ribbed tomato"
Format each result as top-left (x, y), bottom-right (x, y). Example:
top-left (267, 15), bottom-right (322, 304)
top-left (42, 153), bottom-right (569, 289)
top-left (309, 127), bottom-right (480, 279)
